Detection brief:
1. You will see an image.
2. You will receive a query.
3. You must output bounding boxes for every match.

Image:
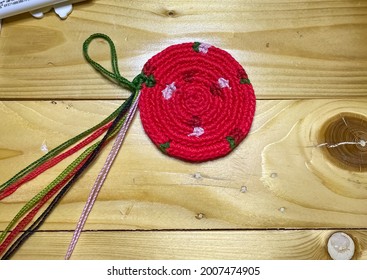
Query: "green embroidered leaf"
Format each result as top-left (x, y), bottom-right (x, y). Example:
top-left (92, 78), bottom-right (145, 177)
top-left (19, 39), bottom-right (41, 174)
top-left (240, 78), bottom-right (251, 85)
top-left (134, 73), bottom-right (156, 88)
top-left (145, 74), bottom-right (156, 87)
top-left (226, 136), bottom-right (236, 150)
top-left (159, 142), bottom-right (170, 154)
top-left (192, 42), bottom-right (201, 52)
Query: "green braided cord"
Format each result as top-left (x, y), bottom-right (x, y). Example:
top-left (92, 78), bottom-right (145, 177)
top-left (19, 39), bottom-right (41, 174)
top-left (0, 33), bottom-right (147, 243)
top-left (0, 104), bottom-right (123, 192)
top-left (0, 34), bottom-right (140, 193)
top-left (83, 33), bottom-right (136, 92)
top-left (0, 107), bottom-right (131, 243)
top-left (0, 144), bottom-right (94, 243)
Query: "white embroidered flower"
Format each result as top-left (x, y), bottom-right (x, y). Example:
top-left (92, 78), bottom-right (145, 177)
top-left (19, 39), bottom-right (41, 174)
top-left (188, 127), bottom-right (205, 137)
top-left (162, 82), bottom-right (176, 100)
top-left (218, 77), bottom-right (230, 89)
top-left (198, 43), bottom-right (211, 54)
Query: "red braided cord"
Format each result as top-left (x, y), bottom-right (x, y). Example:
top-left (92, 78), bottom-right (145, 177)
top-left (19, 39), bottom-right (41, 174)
top-left (0, 156), bottom-right (89, 256)
top-left (0, 116), bottom-right (121, 255)
top-left (139, 42), bottom-right (256, 162)
top-left (0, 122), bottom-right (112, 201)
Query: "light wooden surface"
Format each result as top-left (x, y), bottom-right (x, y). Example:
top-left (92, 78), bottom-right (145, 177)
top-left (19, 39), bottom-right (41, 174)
top-left (1, 0), bottom-right (367, 99)
top-left (9, 230), bottom-right (367, 260)
top-left (0, 0), bottom-right (367, 260)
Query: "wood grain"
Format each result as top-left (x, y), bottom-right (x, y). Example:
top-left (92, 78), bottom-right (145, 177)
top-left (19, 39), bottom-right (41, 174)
top-left (0, 100), bottom-right (366, 231)
top-left (0, 0), bottom-right (366, 260)
top-left (0, 0), bottom-right (366, 99)
top-left (8, 230), bottom-right (367, 260)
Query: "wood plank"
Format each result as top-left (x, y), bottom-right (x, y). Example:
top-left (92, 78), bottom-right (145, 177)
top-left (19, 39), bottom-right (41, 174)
top-left (0, 0), bottom-right (366, 99)
top-left (0, 100), bottom-right (366, 231)
top-left (6, 230), bottom-right (367, 260)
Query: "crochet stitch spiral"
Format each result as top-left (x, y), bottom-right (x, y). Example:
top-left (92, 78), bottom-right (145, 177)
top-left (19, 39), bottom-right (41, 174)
top-left (139, 42), bottom-right (256, 162)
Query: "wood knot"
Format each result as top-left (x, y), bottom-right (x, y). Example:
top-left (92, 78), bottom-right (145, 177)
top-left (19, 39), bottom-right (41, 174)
top-left (318, 113), bottom-right (367, 172)
top-left (166, 10), bottom-right (177, 17)
top-left (195, 213), bottom-right (205, 220)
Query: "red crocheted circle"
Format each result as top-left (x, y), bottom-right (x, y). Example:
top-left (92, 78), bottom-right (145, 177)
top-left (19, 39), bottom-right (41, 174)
top-left (139, 42), bottom-right (256, 162)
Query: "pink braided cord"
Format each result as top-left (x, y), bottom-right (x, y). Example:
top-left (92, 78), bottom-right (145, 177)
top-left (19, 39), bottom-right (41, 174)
top-left (65, 94), bottom-right (140, 259)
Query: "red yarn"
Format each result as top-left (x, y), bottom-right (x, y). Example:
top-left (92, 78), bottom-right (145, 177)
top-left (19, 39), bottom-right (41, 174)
top-left (0, 118), bottom-right (119, 254)
top-left (0, 122), bottom-right (112, 201)
top-left (0, 156), bottom-right (89, 256)
top-left (139, 42), bottom-right (256, 162)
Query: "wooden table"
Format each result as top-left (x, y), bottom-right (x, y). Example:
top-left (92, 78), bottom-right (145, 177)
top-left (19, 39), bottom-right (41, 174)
top-left (0, 0), bottom-right (366, 260)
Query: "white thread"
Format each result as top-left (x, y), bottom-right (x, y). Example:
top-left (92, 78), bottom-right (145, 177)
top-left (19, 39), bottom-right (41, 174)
top-left (40, 140), bottom-right (48, 153)
top-left (188, 127), bottom-right (204, 137)
top-left (198, 43), bottom-right (211, 54)
top-left (162, 82), bottom-right (176, 100)
top-left (317, 140), bottom-right (366, 148)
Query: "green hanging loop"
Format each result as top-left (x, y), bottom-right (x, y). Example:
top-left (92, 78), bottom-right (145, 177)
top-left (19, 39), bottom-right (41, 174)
top-left (83, 33), bottom-right (136, 92)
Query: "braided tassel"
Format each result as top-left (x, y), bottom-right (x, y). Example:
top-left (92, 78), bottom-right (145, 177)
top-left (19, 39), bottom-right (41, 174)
top-left (0, 33), bottom-right (150, 259)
